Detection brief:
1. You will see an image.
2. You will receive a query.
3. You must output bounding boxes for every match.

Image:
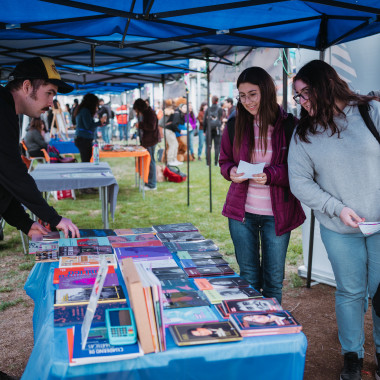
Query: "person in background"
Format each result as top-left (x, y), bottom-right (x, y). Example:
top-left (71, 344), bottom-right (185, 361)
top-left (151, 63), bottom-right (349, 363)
top-left (63, 103), bottom-right (73, 129)
top-left (74, 93), bottom-right (106, 163)
top-left (197, 102), bottom-right (207, 161)
top-left (98, 98), bottom-right (111, 144)
top-left (185, 102), bottom-right (197, 161)
top-left (160, 100), bottom-right (181, 166)
top-left (288, 60), bottom-right (380, 380)
top-left (0, 56), bottom-right (79, 239)
top-left (222, 97), bottom-right (236, 129)
top-left (133, 98), bottom-right (160, 190)
top-left (50, 99), bottom-right (69, 140)
top-left (204, 95), bottom-right (223, 166)
top-left (116, 103), bottom-right (128, 141)
top-left (71, 98), bottom-right (79, 127)
top-left (219, 66), bottom-right (305, 305)
top-left (24, 118), bottom-right (48, 157)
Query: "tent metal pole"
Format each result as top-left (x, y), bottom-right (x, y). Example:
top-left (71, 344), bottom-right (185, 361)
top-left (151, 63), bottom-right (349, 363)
top-left (206, 51), bottom-right (212, 213)
top-left (186, 88), bottom-right (190, 207)
top-left (161, 75), bottom-right (167, 166)
top-left (282, 48), bottom-right (288, 112)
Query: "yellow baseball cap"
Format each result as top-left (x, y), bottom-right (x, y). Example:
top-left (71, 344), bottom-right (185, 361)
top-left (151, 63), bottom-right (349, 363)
top-left (8, 56), bottom-right (73, 94)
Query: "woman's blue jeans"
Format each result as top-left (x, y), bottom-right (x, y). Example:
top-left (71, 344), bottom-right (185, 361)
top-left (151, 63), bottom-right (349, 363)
top-left (320, 225), bottom-right (380, 358)
top-left (197, 129), bottom-right (205, 158)
top-left (228, 213), bottom-right (290, 303)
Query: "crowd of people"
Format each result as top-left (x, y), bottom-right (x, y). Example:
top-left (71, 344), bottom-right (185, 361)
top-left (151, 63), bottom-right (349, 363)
top-left (0, 55), bottom-right (379, 380)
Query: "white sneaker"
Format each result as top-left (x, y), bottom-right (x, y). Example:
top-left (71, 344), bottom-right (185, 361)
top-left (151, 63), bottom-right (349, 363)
top-left (168, 160), bottom-right (183, 166)
top-left (144, 185), bottom-right (157, 191)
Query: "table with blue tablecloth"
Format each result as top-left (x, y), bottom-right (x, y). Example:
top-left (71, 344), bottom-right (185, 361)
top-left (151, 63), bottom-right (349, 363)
top-left (50, 138), bottom-right (79, 154)
top-left (22, 262), bottom-right (307, 380)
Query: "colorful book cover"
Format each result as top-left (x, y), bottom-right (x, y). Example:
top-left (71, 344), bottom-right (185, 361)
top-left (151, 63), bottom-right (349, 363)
top-left (159, 278), bottom-right (196, 291)
top-left (114, 247), bottom-right (172, 262)
top-left (114, 227), bottom-right (155, 235)
top-left (136, 259), bottom-right (178, 269)
top-left (57, 272), bottom-right (119, 289)
top-left (163, 306), bottom-right (219, 326)
top-left (35, 248), bottom-right (60, 262)
top-left (152, 223), bottom-right (198, 233)
top-left (204, 287), bottom-right (262, 303)
top-left (69, 325), bottom-right (143, 366)
top-left (54, 301), bottom-right (128, 326)
top-left (169, 321), bottom-right (242, 346)
top-left (53, 266), bottom-right (115, 284)
top-left (230, 310), bottom-right (302, 336)
top-left (223, 298), bottom-right (282, 315)
top-left (156, 231), bottom-right (205, 242)
top-left (59, 246), bottom-right (113, 257)
top-left (58, 254), bottom-right (117, 268)
top-left (108, 234), bottom-right (162, 248)
top-left (163, 240), bottom-right (219, 253)
top-left (59, 237), bottom-right (110, 247)
top-left (29, 240), bottom-right (58, 254)
top-left (152, 267), bottom-right (185, 278)
top-left (163, 291), bottom-right (209, 309)
top-left (42, 231), bottom-right (61, 241)
top-left (54, 286), bottom-right (125, 306)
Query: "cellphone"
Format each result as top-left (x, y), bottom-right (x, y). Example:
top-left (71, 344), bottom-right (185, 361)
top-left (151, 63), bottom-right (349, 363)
top-left (105, 307), bottom-right (137, 345)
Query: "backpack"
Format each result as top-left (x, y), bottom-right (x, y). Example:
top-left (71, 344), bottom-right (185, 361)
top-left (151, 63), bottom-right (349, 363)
top-left (47, 145), bottom-right (76, 163)
top-left (163, 165), bottom-right (187, 183)
top-left (209, 107), bottom-right (221, 131)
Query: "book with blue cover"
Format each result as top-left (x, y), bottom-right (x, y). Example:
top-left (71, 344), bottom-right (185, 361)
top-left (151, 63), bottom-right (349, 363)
top-left (59, 237), bottom-right (111, 247)
top-left (176, 251), bottom-right (222, 259)
top-left (114, 247), bottom-right (172, 261)
top-left (152, 223), bottom-right (198, 233)
top-left (180, 257), bottom-right (229, 269)
top-left (67, 325), bottom-right (144, 366)
top-left (108, 234), bottom-right (162, 248)
top-left (163, 290), bottom-right (209, 309)
top-left (163, 306), bottom-right (219, 326)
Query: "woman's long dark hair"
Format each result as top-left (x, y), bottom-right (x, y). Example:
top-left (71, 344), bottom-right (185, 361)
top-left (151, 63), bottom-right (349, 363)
top-left (74, 93), bottom-right (99, 118)
top-left (293, 60), bottom-right (376, 143)
top-left (235, 67), bottom-right (278, 155)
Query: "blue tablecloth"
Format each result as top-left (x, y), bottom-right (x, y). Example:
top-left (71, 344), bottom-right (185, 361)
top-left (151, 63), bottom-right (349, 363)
top-left (22, 263), bottom-right (307, 380)
top-left (50, 138), bottom-right (79, 154)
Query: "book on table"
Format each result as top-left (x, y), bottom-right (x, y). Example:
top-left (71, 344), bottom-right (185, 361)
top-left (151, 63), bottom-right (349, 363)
top-left (156, 231), bottom-right (205, 242)
top-left (203, 287), bottom-right (263, 304)
top-left (179, 257), bottom-right (229, 269)
top-left (194, 276), bottom-right (251, 290)
top-left (176, 250), bottom-right (223, 260)
top-left (169, 321), bottom-right (242, 346)
top-left (61, 229), bottom-right (117, 238)
top-left (67, 325), bottom-right (144, 366)
top-left (229, 310), bottom-right (302, 337)
top-left (152, 223), bottom-right (198, 233)
top-left (114, 227), bottom-right (155, 235)
top-left (184, 265), bottom-right (234, 277)
top-left (222, 297), bottom-right (282, 316)
top-left (120, 258), bottom-right (156, 354)
top-left (57, 271), bottom-right (119, 289)
top-left (54, 286), bottom-right (125, 306)
top-left (160, 278), bottom-right (196, 293)
top-left (54, 301), bottom-right (129, 327)
top-left (114, 246), bottom-right (172, 262)
top-left (59, 254), bottom-right (117, 268)
top-left (163, 239), bottom-right (219, 253)
top-left (108, 234), bottom-right (162, 248)
top-left (163, 290), bottom-right (209, 309)
top-left (58, 237), bottom-right (111, 247)
top-left (59, 245), bottom-right (113, 256)
top-left (53, 266), bottom-right (116, 284)
top-left (163, 306), bottom-right (219, 327)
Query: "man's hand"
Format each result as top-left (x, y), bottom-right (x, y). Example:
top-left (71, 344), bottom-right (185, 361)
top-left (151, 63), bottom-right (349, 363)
top-left (339, 207), bottom-right (365, 228)
top-left (27, 222), bottom-right (50, 239)
top-left (56, 217), bottom-right (80, 238)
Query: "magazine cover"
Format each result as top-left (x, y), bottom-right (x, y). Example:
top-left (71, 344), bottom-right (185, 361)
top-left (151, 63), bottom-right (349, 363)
top-left (160, 278), bottom-right (195, 293)
top-left (156, 231), bottom-right (205, 242)
top-left (114, 247), bottom-right (172, 262)
top-left (164, 240), bottom-right (219, 253)
top-left (180, 258), bottom-right (229, 268)
top-left (59, 237), bottom-right (110, 247)
top-left (58, 254), bottom-right (117, 268)
top-left (204, 287), bottom-right (262, 303)
top-left (108, 234), bottom-right (162, 248)
top-left (57, 272), bottom-right (119, 289)
top-left (65, 229), bottom-right (117, 238)
top-left (169, 321), bottom-right (242, 346)
top-left (207, 276), bottom-right (251, 289)
top-left (185, 266), bottom-right (234, 277)
top-left (59, 246), bottom-right (113, 257)
top-left (53, 266), bottom-right (115, 284)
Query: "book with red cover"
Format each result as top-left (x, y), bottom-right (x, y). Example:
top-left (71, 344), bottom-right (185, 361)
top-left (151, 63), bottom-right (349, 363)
top-left (53, 266), bottom-right (116, 284)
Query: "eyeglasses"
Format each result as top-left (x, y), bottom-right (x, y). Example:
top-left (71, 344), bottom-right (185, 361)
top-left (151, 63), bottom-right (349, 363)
top-left (293, 88), bottom-right (310, 104)
top-left (236, 92), bottom-right (259, 104)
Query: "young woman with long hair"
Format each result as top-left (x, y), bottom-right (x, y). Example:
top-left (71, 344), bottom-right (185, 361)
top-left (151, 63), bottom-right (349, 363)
top-left (219, 66), bottom-right (305, 304)
top-left (288, 60), bottom-right (380, 380)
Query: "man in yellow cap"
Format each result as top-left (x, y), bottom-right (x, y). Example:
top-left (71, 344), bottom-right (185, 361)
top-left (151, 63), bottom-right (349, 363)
top-left (0, 56), bottom-right (79, 239)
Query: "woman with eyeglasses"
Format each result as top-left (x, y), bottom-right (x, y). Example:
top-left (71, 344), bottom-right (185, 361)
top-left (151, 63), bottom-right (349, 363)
top-left (288, 60), bottom-right (380, 380)
top-left (219, 66), bottom-right (305, 304)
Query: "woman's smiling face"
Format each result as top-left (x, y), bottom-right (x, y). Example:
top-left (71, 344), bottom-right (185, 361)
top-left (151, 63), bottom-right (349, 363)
top-left (238, 82), bottom-right (261, 116)
top-left (294, 79), bottom-right (314, 116)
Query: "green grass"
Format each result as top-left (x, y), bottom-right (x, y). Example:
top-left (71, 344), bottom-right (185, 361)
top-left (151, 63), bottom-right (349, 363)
top-left (0, 152), bottom-right (304, 311)
top-left (0, 297), bottom-right (25, 312)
